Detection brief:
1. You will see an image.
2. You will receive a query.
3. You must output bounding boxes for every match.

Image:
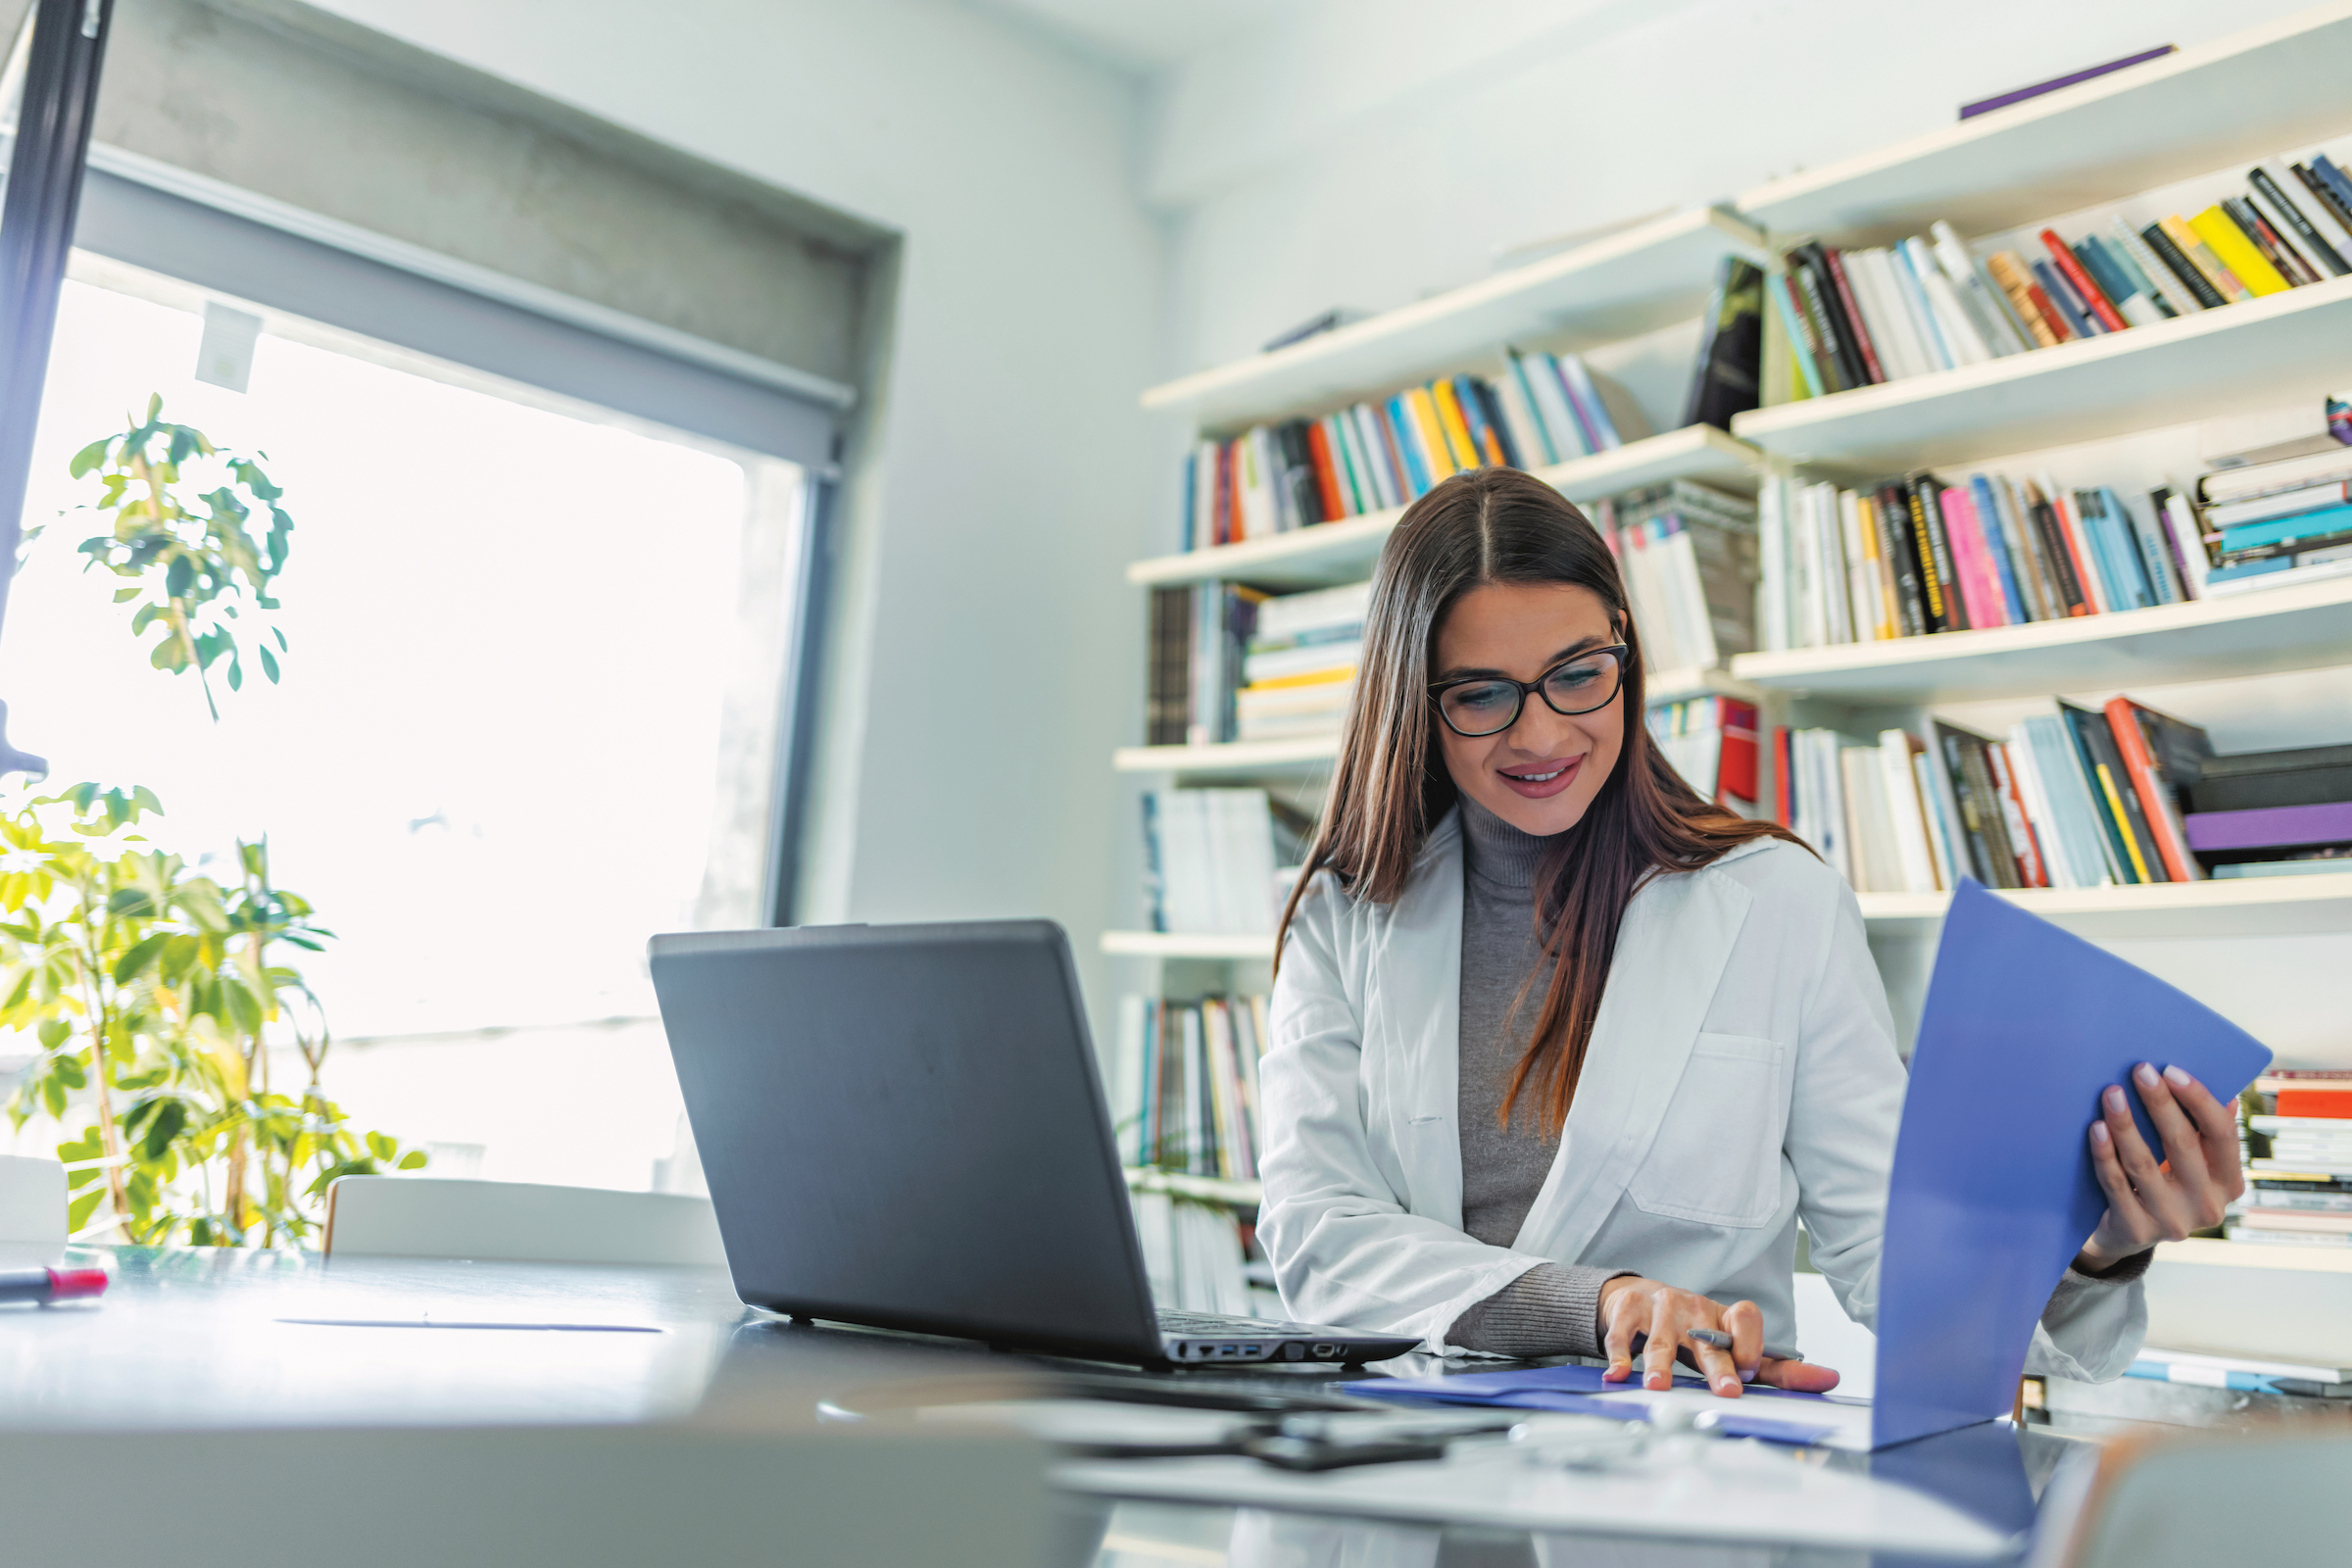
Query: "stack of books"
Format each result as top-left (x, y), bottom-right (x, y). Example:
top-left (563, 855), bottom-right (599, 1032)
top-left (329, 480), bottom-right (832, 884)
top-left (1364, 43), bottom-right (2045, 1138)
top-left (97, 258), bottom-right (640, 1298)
top-left (1147, 583), bottom-right (1265, 745)
top-left (1111, 993), bottom-right (1269, 1182)
top-left (1237, 581), bottom-right (1367, 742)
top-left (2233, 1074), bottom-right (2352, 1249)
top-left (1127, 1185), bottom-right (1255, 1316)
top-left (2183, 742), bottom-right (2352, 880)
top-left (1597, 480), bottom-right (1759, 669)
top-left (1773, 696), bottom-right (2215, 893)
top-left (2196, 439), bottom-right (2352, 595)
top-left (1767, 152), bottom-right (2352, 404)
top-left (1756, 470), bottom-right (2205, 652)
top-left (1141, 788), bottom-right (1297, 934)
top-left (1647, 697), bottom-right (1760, 812)
top-left (1173, 350), bottom-right (1642, 551)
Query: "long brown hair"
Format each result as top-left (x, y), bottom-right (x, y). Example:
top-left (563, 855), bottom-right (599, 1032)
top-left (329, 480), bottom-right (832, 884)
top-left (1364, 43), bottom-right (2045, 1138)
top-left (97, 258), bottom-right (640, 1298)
top-left (1273, 466), bottom-right (1800, 1136)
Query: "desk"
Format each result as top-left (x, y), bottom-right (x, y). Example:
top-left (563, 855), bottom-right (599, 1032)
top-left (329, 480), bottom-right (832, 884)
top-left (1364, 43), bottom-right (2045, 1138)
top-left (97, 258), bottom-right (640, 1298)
top-left (8, 1247), bottom-right (2087, 1567)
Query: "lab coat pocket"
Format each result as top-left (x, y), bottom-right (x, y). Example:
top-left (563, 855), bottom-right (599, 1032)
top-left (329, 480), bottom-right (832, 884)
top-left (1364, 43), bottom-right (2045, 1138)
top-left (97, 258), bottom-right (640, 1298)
top-left (1626, 1032), bottom-right (1788, 1229)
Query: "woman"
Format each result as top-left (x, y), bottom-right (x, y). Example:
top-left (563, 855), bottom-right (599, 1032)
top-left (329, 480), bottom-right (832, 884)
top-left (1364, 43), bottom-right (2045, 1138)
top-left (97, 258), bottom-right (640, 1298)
top-left (1259, 467), bottom-right (2241, 1397)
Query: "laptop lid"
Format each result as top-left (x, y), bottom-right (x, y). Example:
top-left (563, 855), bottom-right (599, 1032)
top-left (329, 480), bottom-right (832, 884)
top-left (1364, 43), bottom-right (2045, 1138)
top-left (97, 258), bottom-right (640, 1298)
top-left (648, 919), bottom-right (1165, 1364)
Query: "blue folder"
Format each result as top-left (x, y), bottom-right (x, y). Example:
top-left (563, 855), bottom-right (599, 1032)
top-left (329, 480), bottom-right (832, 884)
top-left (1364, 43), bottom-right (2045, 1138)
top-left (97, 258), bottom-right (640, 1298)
top-left (1341, 1362), bottom-right (1855, 1446)
top-left (1870, 879), bottom-right (2271, 1446)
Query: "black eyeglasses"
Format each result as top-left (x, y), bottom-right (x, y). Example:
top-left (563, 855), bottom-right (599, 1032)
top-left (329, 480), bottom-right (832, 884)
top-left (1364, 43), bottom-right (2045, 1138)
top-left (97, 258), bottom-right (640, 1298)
top-left (1429, 644), bottom-right (1630, 738)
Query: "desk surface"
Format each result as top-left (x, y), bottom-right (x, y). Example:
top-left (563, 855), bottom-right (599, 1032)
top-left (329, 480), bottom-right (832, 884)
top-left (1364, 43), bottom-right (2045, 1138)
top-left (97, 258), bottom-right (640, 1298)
top-left (10, 1246), bottom-right (2081, 1566)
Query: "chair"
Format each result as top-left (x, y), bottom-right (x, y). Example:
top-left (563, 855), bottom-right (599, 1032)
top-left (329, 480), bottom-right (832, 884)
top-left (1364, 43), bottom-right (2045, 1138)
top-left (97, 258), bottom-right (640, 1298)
top-left (322, 1176), bottom-right (727, 1267)
top-left (2030, 1428), bottom-right (2350, 1567)
top-left (0, 1155), bottom-right (67, 1246)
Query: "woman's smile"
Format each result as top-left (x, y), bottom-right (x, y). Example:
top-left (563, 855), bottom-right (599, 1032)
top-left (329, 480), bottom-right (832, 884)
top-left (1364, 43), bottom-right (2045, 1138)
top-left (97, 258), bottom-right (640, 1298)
top-left (1495, 754), bottom-right (1584, 799)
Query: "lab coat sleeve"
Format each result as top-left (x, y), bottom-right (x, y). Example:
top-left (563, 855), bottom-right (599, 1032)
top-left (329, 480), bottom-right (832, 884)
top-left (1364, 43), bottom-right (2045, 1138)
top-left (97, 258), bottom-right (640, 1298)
top-left (1257, 873), bottom-right (1553, 1352)
top-left (1786, 868), bottom-right (2144, 1382)
top-left (1782, 871), bottom-right (1909, 1335)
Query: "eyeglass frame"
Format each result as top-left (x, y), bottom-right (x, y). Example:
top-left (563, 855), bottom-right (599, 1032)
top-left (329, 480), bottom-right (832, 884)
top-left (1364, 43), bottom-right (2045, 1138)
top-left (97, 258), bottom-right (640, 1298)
top-left (1427, 643), bottom-right (1632, 738)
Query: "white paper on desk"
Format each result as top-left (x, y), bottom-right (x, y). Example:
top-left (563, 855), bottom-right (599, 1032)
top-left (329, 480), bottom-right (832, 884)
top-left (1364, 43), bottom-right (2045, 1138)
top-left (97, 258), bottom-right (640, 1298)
top-left (1577, 1387), bottom-right (1876, 1452)
top-left (1057, 1432), bottom-right (2012, 1560)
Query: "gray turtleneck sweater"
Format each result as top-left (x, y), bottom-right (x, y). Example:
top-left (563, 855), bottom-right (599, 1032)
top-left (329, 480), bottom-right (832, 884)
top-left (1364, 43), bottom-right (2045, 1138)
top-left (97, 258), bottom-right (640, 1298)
top-left (1446, 796), bottom-right (1625, 1357)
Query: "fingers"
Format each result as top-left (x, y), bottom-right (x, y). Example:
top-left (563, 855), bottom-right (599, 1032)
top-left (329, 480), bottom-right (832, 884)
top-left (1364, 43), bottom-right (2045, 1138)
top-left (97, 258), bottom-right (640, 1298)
top-left (2162, 1064), bottom-right (2247, 1201)
top-left (2130, 1062), bottom-right (2212, 1191)
top-left (2102, 1085), bottom-right (2168, 1194)
top-left (1720, 1298), bottom-right (1764, 1387)
top-left (1755, 1357), bottom-right (1841, 1394)
top-left (1601, 1286), bottom-right (1642, 1384)
top-left (1642, 1291), bottom-right (1683, 1392)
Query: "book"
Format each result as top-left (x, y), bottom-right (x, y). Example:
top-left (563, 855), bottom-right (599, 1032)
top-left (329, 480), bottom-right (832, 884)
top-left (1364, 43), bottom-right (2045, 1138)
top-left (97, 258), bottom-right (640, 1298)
top-left (2160, 215), bottom-right (2253, 302)
top-left (2189, 205), bottom-right (2290, 295)
top-left (2056, 700), bottom-right (2157, 883)
top-left (2102, 698), bottom-right (2209, 883)
top-left (2139, 220), bottom-right (2229, 310)
top-left (2107, 219), bottom-right (2202, 317)
top-left (1957, 46), bottom-right (2175, 119)
top-left (2187, 742), bottom-right (2352, 813)
top-left (2184, 802), bottom-right (2352, 856)
top-left (1683, 256), bottom-right (1764, 429)
top-left (2041, 228), bottom-right (2128, 331)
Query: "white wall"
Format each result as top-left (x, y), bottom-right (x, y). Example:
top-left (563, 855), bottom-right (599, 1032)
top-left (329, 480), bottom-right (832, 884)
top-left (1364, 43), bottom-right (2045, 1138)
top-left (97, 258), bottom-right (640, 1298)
top-left (296, 0), bottom-right (1163, 1039)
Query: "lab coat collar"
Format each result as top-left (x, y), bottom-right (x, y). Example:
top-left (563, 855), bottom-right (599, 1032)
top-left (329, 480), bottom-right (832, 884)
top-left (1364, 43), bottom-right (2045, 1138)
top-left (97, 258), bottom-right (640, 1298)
top-left (1367, 808), bottom-right (1765, 1261)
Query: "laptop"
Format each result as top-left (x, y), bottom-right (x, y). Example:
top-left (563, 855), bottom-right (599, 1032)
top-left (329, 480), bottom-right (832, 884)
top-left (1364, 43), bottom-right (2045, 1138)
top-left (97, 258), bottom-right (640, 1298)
top-left (647, 919), bottom-right (1418, 1368)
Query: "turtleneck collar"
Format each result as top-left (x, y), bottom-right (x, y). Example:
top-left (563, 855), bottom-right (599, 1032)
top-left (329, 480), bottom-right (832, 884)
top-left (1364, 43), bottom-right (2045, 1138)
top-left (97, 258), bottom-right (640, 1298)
top-left (1458, 794), bottom-right (1559, 894)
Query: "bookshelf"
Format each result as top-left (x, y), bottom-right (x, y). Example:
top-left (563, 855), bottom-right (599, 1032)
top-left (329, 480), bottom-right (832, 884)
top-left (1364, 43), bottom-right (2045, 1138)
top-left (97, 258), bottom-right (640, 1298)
top-left (1127, 425), bottom-right (1764, 591)
top-left (1112, 875), bottom-right (2352, 955)
top-left (1737, 5), bottom-right (2352, 244)
top-left (1857, 873), bottom-right (2352, 941)
top-left (1116, 6), bottom-right (2352, 1292)
top-left (1123, 1166), bottom-right (1264, 1207)
top-left (1140, 207), bottom-right (1762, 433)
top-left (1101, 930), bottom-right (1279, 961)
top-left (1731, 574), bottom-right (2352, 704)
top-left (1732, 272), bottom-right (2352, 472)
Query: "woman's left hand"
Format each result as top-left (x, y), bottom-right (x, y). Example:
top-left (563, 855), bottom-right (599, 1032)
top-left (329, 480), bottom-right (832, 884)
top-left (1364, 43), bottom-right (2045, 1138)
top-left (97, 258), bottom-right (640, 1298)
top-left (2078, 1062), bottom-right (2243, 1271)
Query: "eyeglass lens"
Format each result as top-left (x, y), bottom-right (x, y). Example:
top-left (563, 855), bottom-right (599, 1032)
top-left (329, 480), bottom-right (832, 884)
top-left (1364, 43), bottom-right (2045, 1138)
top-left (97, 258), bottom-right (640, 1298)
top-left (1437, 652), bottom-right (1621, 737)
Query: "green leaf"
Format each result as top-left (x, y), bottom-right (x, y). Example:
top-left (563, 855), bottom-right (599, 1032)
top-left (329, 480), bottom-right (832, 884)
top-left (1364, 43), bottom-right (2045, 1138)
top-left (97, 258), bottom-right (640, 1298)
top-left (113, 932), bottom-right (171, 984)
top-left (258, 645), bottom-right (279, 683)
top-left (36, 1017), bottom-right (70, 1050)
top-left (67, 1188), bottom-right (104, 1234)
top-left (367, 1131), bottom-right (395, 1161)
top-left (112, 586), bottom-right (142, 603)
top-left (139, 1099), bottom-right (187, 1162)
top-left (226, 658), bottom-right (243, 693)
top-left (397, 1150), bottom-right (428, 1170)
top-left (69, 437), bottom-right (112, 478)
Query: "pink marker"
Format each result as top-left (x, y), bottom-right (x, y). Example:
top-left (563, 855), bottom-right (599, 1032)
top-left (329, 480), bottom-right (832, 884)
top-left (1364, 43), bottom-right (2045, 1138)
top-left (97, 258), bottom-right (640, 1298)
top-left (0, 1267), bottom-right (108, 1304)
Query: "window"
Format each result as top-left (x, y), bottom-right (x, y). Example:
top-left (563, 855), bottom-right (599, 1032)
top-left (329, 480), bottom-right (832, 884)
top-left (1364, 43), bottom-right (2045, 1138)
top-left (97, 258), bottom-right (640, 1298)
top-left (2, 266), bottom-right (808, 1188)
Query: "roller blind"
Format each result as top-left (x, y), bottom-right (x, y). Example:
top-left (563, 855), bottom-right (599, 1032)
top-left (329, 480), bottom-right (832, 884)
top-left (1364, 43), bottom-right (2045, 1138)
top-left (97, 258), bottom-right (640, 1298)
top-left (74, 159), bottom-right (849, 469)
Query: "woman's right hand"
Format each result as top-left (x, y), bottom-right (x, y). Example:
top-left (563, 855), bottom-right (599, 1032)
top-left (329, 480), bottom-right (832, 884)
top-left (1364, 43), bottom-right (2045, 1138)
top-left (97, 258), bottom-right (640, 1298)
top-left (1596, 1274), bottom-right (1841, 1397)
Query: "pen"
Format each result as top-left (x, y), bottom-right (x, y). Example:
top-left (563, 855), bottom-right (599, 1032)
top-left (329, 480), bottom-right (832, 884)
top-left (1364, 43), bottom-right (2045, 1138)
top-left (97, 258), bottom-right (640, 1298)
top-left (1688, 1328), bottom-right (1802, 1361)
top-left (0, 1267), bottom-right (109, 1305)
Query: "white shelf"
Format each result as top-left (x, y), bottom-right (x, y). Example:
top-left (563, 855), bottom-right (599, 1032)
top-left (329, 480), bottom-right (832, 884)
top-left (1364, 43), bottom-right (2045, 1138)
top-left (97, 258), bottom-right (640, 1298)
top-left (1732, 272), bottom-right (2352, 472)
top-left (1858, 873), bottom-right (2352, 940)
top-left (1738, 5), bottom-right (2352, 244)
top-left (1645, 666), bottom-right (1765, 705)
top-left (1123, 1167), bottom-right (1263, 1206)
top-left (2154, 1237), bottom-right (2352, 1275)
top-left (1141, 207), bottom-right (1761, 433)
top-left (1114, 736), bottom-right (1340, 777)
top-left (1126, 425), bottom-right (1765, 589)
top-left (1731, 574), bottom-right (2352, 704)
top-left (1101, 930), bottom-right (1278, 961)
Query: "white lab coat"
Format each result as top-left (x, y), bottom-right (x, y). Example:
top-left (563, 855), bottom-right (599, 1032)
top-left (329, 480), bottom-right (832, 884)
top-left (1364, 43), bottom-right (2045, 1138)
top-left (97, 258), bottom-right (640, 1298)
top-left (1258, 808), bottom-right (2144, 1377)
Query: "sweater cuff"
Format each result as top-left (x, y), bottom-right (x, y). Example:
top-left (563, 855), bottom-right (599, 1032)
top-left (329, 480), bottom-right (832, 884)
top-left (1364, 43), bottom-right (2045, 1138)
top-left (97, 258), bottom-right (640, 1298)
top-left (2067, 1247), bottom-right (2156, 1285)
top-left (1447, 1262), bottom-right (1631, 1358)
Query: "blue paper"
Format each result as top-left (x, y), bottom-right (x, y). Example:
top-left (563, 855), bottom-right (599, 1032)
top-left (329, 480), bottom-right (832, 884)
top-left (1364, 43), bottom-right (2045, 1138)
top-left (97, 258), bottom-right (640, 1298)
top-left (1339, 1364), bottom-right (1850, 1446)
top-left (1871, 880), bottom-right (2272, 1447)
